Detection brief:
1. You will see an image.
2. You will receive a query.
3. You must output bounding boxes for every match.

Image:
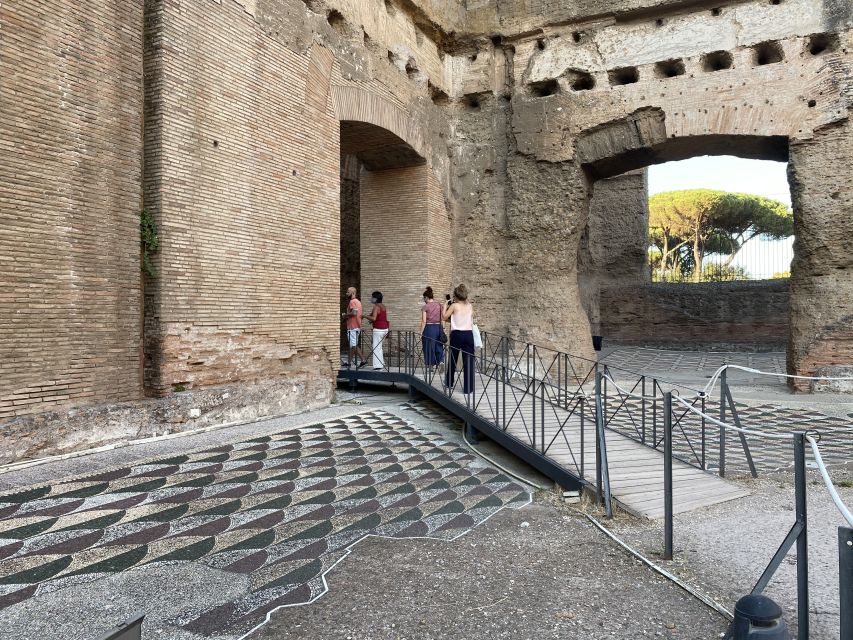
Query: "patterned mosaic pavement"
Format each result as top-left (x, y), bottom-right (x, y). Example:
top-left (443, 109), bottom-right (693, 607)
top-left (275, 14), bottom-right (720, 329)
top-left (0, 410), bottom-right (528, 638)
top-left (605, 396), bottom-right (853, 474)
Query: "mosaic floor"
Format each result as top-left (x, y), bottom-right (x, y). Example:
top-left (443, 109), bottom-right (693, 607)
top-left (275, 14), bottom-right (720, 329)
top-left (0, 410), bottom-right (528, 638)
top-left (605, 396), bottom-right (853, 474)
top-left (601, 347), bottom-right (786, 382)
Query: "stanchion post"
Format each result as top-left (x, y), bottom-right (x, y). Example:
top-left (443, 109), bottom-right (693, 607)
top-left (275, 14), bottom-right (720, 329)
top-left (663, 391), bottom-right (673, 560)
top-left (719, 368), bottom-right (727, 477)
top-left (794, 432), bottom-right (809, 640)
top-left (841, 526), bottom-right (853, 640)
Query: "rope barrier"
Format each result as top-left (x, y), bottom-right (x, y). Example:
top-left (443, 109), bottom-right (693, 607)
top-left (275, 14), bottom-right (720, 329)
top-left (670, 394), bottom-right (853, 526)
top-left (805, 434), bottom-right (853, 527)
top-left (702, 363), bottom-right (853, 396)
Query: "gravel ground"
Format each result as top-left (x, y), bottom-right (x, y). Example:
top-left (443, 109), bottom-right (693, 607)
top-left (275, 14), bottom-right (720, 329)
top-left (252, 501), bottom-right (728, 640)
top-left (604, 468), bottom-right (853, 640)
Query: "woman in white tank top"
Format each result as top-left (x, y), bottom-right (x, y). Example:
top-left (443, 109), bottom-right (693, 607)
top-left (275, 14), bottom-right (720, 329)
top-left (442, 284), bottom-right (479, 441)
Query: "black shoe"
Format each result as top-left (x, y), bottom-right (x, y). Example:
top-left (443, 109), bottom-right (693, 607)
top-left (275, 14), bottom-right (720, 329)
top-left (356, 361), bottom-right (367, 370)
top-left (341, 360), bottom-right (351, 369)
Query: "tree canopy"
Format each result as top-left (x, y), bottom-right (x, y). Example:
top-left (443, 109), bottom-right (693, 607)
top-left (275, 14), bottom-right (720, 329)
top-left (648, 189), bottom-right (793, 282)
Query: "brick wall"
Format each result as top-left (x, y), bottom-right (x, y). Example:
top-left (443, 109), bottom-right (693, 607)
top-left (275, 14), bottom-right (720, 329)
top-left (600, 280), bottom-right (789, 351)
top-left (360, 164), bottom-right (452, 331)
top-left (0, 0), bottom-right (144, 420)
top-left (144, 0), bottom-right (341, 393)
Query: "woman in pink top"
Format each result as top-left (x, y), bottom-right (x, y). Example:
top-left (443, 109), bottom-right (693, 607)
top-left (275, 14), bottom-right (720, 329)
top-left (420, 287), bottom-right (444, 368)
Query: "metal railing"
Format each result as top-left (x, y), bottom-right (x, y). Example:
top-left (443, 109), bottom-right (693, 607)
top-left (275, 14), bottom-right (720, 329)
top-left (342, 326), bottom-right (853, 640)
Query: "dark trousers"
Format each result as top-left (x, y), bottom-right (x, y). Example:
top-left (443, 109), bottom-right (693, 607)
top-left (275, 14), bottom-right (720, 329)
top-left (445, 330), bottom-right (475, 394)
top-left (422, 324), bottom-right (444, 366)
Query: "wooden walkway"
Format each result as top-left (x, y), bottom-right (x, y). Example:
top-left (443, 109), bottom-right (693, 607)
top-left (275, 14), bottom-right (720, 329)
top-left (406, 366), bottom-right (748, 519)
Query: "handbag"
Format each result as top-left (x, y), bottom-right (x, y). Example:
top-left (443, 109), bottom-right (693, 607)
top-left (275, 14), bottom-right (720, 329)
top-left (472, 324), bottom-right (482, 349)
top-left (439, 326), bottom-right (448, 344)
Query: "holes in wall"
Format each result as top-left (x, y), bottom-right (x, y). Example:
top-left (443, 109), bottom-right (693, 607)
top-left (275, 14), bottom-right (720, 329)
top-left (429, 82), bottom-right (449, 106)
top-left (701, 50), bottom-right (733, 72)
top-left (470, 53), bottom-right (478, 62)
top-left (807, 99), bottom-right (817, 107)
top-left (536, 38), bottom-right (546, 50)
top-left (807, 32), bottom-right (840, 56)
top-left (405, 61), bottom-right (420, 81)
top-left (212, 140), bottom-right (219, 148)
top-left (387, 50), bottom-right (395, 65)
top-left (753, 41), bottom-right (784, 65)
top-left (491, 35), bottom-right (502, 46)
top-left (769, 0), bottom-right (781, 4)
top-left (654, 58), bottom-right (686, 79)
top-left (711, 7), bottom-right (721, 16)
top-left (326, 10), bottom-right (346, 35)
top-left (608, 66), bottom-right (639, 86)
top-left (528, 78), bottom-right (560, 97)
top-left (655, 18), bottom-right (664, 27)
top-left (572, 31), bottom-right (582, 43)
top-left (464, 95), bottom-right (482, 111)
top-left (567, 70), bottom-right (595, 91)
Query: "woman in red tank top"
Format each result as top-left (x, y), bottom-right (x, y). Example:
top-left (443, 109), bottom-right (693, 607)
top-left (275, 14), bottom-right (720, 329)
top-left (366, 291), bottom-right (390, 369)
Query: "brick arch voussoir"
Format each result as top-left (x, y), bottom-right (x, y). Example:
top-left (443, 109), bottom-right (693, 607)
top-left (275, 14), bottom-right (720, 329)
top-left (331, 86), bottom-right (428, 160)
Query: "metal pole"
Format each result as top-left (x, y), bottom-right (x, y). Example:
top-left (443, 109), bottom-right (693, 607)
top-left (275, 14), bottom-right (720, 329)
top-left (652, 379), bottom-right (658, 447)
top-left (794, 432), bottom-right (809, 640)
top-left (701, 394), bottom-right (706, 470)
top-left (719, 368), bottom-right (727, 477)
top-left (664, 391), bottom-right (674, 560)
top-left (641, 375), bottom-right (646, 444)
top-left (841, 526), bottom-right (853, 640)
top-left (595, 371), bottom-right (602, 504)
top-left (532, 346), bottom-right (537, 451)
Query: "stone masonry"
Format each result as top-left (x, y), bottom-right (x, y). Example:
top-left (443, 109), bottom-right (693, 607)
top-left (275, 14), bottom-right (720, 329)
top-left (3, 0), bottom-right (853, 461)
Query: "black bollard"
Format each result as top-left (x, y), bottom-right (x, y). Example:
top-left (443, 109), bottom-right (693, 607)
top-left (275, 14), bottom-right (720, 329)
top-left (726, 595), bottom-right (789, 640)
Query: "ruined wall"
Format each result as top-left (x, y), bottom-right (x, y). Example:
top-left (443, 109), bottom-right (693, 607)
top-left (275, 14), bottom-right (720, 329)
top-left (449, 0), bottom-right (853, 372)
top-left (600, 280), bottom-right (790, 351)
top-left (787, 117), bottom-right (853, 386)
top-left (0, 1), bottom-right (144, 421)
top-left (579, 171), bottom-right (649, 333)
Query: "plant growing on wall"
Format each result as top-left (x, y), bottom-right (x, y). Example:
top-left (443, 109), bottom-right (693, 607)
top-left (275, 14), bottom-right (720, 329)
top-left (140, 208), bottom-right (159, 277)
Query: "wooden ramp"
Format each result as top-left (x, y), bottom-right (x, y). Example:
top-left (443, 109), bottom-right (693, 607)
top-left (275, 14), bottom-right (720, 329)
top-left (407, 367), bottom-right (748, 519)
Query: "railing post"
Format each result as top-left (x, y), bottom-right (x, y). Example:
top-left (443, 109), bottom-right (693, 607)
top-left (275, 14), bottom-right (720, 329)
top-left (663, 391), bottom-right (674, 560)
top-left (794, 432), bottom-right (809, 640)
top-left (652, 379), bottom-right (658, 448)
top-left (594, 370), bottom-right (613, 518)
top-left (719, 368), bottom-right (727, 477)
top-left (532, 346), bottom-right (537, 451)
top-left (840, 526), bottom-right (853, 640)
top-left (641, 375), bottom-right (646, 445)
top-left (701, 394), bottom-right (706, 471)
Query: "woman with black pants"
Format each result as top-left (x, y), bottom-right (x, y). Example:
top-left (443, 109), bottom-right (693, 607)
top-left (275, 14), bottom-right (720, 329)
top-left (443, 284), bottom-right (479, 442)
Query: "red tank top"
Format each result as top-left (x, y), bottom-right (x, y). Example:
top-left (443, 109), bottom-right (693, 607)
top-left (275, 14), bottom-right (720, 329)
top-left (374, 305), bottom-right (389, 329)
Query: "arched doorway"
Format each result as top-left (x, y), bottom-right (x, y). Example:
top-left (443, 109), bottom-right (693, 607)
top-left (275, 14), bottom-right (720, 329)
top-left (339, 120), bottom-right (452, 336)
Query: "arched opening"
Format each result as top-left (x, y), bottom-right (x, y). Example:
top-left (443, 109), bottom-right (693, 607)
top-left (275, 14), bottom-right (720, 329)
top-left (339, 120), bottom-right (452, 355)
top-left (578, 135), bottom-right (796, 356)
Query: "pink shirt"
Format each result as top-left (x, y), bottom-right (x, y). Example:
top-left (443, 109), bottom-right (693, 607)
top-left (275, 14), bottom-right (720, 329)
top-left (423, 301), bottom-right (442, 323)
top-left (347, 298), bottom-right (362, 330)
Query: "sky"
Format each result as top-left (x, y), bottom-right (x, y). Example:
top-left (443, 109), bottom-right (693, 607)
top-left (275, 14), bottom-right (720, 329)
top-left (647, 156), bottom-right (794, 277)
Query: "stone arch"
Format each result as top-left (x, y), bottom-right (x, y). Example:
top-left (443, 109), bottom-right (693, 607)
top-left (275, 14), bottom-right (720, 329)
top-left (331, 85), bottom-right (429, 160)
top-left (573, 109), bottom-right (853, 384)
top-left (335, 91), bottom-right (452, 330)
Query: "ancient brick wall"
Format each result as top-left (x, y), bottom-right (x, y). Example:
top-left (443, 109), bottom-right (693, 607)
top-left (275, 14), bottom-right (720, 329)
top-left (0, 0), bottom-right (144, 421)
top-left (360, 164), bottom-right (452, 331)
top-left (600, 281), bottom-right (790, 351)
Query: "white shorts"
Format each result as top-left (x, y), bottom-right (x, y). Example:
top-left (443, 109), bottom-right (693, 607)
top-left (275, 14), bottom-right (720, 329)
top-left (347, 329), bottom-right (361, 347)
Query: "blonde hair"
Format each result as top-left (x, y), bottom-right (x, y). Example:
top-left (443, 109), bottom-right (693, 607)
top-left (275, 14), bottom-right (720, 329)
top-left (453, 284), bottom-right (469, 301)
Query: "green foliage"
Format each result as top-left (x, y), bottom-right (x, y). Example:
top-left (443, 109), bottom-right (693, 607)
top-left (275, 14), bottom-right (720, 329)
top-left (772, 271), bottom-right (791, 279)
top-left (140, 208), bottom-right (159, 278)
top-left (648, 189), bottom-right (792, 282)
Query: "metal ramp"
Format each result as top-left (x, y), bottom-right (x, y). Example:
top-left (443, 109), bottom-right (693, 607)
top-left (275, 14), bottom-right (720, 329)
top-left (339, 330), bottom-right (748, 519)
